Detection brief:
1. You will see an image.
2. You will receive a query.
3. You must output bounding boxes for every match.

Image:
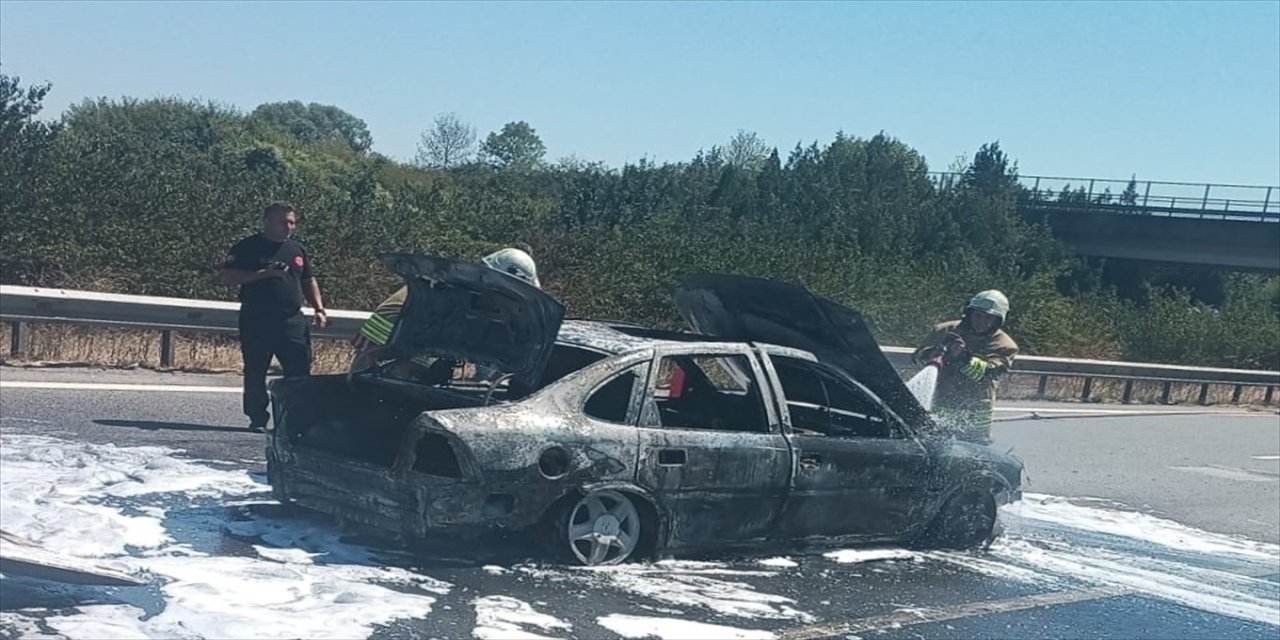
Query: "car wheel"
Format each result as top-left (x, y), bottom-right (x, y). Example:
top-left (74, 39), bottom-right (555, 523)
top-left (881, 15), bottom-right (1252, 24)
top-left (561, 490), bottom-right (642, 566)
top-left (927, 488), bottom-right (998, 550)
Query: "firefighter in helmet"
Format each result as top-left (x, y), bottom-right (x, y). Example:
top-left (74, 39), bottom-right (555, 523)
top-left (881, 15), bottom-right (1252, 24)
top-left (913, 290), bottom-right (1019, 445)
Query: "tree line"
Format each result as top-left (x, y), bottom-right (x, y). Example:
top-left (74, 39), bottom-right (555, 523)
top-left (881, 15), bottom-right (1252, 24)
top-left (1, 70), bottom-right (1276, 370)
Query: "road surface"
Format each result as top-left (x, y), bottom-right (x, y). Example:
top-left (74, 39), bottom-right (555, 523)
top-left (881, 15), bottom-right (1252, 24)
top-left (1, 366), bottom-right (1277, 639)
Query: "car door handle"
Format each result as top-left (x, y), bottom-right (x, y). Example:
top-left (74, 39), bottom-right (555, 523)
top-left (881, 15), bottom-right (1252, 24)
top-left (800, 454), bottom-right (821, 469)
top-left (658, 449), bottom-right (687, 466)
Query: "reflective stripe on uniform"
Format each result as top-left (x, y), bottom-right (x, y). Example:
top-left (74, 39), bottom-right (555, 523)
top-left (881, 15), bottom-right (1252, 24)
top-left (962, 357), bottom-right (989, 381)
top-left (359, 313), bottom-right (395, 346)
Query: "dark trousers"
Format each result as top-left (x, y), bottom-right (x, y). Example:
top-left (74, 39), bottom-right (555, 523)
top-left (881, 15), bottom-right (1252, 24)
top-left (239, 311), bottom-right (311, 425)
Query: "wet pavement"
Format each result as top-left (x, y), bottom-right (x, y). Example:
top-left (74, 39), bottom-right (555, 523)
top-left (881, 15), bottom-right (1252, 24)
top-left (1, 366), bottom-right (1277, 639)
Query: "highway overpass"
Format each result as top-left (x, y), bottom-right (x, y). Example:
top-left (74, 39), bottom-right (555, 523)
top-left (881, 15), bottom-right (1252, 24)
top-left (936, 173), bottom-right (1280, 272)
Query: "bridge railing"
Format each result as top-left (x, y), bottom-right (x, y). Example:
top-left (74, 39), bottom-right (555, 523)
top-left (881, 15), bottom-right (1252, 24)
top-left (2, 285), bottom-right (1276, 407)
top-left (929, 172), bottom-right (1279, 221)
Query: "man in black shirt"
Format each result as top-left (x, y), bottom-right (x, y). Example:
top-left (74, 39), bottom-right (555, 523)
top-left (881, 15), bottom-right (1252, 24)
top-left (220, 202), bottom-right (328, 431)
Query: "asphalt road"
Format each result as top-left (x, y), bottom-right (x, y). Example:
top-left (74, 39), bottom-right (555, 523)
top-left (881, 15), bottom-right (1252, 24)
top-left (1, 365), bottom-right (1278, 639)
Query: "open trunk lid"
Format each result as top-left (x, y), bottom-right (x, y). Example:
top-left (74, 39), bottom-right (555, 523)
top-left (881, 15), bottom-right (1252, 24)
top-left (673, 273), bottom-right (932, 430)
top-left (378, 254), bottom-right (565, 390)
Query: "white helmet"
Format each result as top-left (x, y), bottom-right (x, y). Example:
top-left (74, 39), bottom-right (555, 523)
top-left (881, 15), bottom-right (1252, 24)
top-left (965, 290), bottom-right (1009, 324)
top-left (483, 247), bottom-right (541, 289)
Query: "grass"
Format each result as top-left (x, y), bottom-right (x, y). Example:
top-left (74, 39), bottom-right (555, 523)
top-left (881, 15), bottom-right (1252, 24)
top-left (2, 323), bottom-right (1275, 407)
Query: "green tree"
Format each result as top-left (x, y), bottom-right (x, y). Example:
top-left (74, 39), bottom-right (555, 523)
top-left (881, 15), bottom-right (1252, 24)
top-left (480, 121), bottom-right (546, 170)
top-left (0, 70), bottom-right (51, 142)
top-left (1120, 174), bottom-right (1140, 206)
top-left (250, 101), bottom-right (373, 153)
top-left (2, 85), bottom-right (1275, 371)
top-left (0, 71), bottom-right (60, 285)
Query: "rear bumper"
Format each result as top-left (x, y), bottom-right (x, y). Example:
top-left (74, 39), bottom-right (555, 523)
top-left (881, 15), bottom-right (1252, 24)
top-left (267, 444), bottom-right (530, 539)
top-left (268, 446), bottom-right (423, 535)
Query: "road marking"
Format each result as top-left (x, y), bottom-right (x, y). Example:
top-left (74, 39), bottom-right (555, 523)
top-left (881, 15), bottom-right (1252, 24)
top-left (778, 587), bottom-right (1124, 640)
top-left (0, 381), bottom-right (239, 393)
top-left (1254, 455), bottom-right (1280, 461)
top-left (996, 405), bottom-right (1252, 415)
top-left (1170, 465), bottom-right (1279, 483)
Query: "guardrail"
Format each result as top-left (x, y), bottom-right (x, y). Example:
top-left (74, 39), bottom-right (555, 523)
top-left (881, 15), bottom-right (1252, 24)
top-left (2, 285), bottom-right (1277, 406)
top-left (928, 172), bottom-right (1280, 222)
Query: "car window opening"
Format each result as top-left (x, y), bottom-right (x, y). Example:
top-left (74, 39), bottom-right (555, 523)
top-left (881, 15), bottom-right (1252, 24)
top-left (772, 356), bottom-right (891, 439)
top-left (539, 344), bottom-right (610, 387)
top-left (650, 355), bottom-right (769, 433)
top-left (585, 368), bottom-right (640, 424)
top-left (363, 343), bottom-right (607, 404)
top-left (412, 433), bottom-right (463, 478)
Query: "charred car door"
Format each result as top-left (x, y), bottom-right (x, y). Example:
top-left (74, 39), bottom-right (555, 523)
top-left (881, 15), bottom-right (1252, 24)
top-left (763, 353), bottom-right (931, 540)
top-left (635, 346), bottom-right (792, 546)
top-left (673, 273), bottom-right (933, 433)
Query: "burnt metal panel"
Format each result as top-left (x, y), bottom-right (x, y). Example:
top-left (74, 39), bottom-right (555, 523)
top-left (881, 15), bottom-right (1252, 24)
top-left (380, 253), bottom-right (565, 389)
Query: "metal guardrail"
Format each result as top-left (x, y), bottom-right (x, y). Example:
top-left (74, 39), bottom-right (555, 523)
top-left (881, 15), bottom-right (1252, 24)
top-left (2, 285), bottom-right (1277, 405)
top-left (928, 172), bottom-right (1280, 221)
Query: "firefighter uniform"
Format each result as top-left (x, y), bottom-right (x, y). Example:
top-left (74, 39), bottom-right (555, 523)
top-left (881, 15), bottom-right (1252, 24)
top-left (914, 291), bottom-right (1019, 445)
top-left (223, 234), bottom-right (315, 429)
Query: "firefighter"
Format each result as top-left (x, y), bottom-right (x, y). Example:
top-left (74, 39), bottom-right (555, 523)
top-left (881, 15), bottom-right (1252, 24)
top-left (349, 246), bottom-right (541, 375)
top-left (913, 290), bottom-right (1019, 445)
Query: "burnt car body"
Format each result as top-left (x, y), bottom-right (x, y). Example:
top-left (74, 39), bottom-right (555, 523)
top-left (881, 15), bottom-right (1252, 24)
top-left (267, 255), bottom-right (1023, 565)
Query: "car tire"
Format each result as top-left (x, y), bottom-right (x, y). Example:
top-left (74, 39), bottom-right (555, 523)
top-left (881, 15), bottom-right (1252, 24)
top-left (554, 489), bottom-right (643, 566)
top-left (923, 488), bottom-right (998, 550)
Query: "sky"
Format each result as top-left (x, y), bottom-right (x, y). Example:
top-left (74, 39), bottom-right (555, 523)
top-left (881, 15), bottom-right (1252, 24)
top-left (2, 1), bottom-right (1278, 185)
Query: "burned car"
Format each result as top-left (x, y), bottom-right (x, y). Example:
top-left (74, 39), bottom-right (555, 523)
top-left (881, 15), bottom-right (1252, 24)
top-left (267, 254), bottom-right (1023, 566)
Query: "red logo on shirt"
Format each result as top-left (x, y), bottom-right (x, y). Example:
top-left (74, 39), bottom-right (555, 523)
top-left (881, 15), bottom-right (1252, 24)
top-left (294, 256), bottom-right (305, 268)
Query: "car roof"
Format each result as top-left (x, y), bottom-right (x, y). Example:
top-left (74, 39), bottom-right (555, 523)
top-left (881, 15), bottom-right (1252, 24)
top-left (556, 320), bottom-right (684, 355)
top-left (556, 319), bottom-right (816, 361)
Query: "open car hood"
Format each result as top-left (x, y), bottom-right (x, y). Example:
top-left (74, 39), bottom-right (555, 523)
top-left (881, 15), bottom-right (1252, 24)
top-left (673, 273), bottom-right (932, 430)
top-left (379, 254), bottom-right (565, 388)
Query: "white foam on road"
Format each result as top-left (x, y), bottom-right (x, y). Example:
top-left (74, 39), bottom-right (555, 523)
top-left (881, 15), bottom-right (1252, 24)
top-left (41, 605), bottom-right (157, 640)
top-left (756, 557), bottom-right (799, 568)
top-left (924, 494), bottom-right (1280, 627)
top-left (0, 435), bottom-right (260, 556)
top-left (823, 548), bottom-right (918, 564)
top-left (472, 596), bottom-right (572, 640)
top-left (1015, 493), bottom-right (1280, 561)
top-left (977, 539), bottom-right (1280, 627)
top-left (557, 563), bottom-right (810, 622)
top-left (130, 554), bottom-right (443, 639)
top-left (6, 433), bottom-right (1280, 636)
top-left (0, 434), bottom-right (449, 639)
top-left (0, 611), bottom-right (67, 639)
top-left (597, 614), bottom-right (775, 640)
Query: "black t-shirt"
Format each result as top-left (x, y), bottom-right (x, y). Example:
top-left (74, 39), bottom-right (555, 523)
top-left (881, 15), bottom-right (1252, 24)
top-left (223, 234), bottom-right (314, 317)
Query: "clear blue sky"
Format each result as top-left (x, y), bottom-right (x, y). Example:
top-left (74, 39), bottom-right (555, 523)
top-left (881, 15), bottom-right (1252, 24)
top-left (2, 1), bottom-right (1278, 185)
